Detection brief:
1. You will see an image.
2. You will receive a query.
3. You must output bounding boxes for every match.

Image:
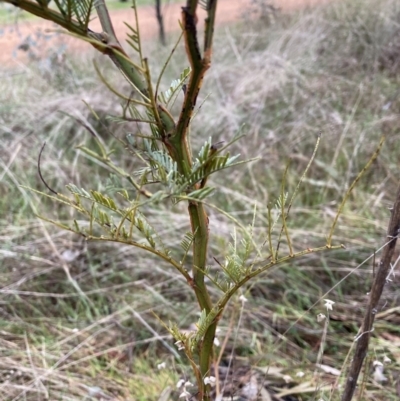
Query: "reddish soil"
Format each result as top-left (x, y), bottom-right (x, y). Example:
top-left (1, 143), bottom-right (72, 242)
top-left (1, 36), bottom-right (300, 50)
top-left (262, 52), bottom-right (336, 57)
top-left (0, 0), bottom-right (330, 67)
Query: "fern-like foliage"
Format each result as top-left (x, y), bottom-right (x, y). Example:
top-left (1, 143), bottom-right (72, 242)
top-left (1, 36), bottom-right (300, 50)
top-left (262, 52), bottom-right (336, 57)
top-left (186, 186), bottom-right (215, 200)
top-left (213, 228), bottom-right (256, 287)
top-left (142, 140), bottom-right (183, 186)
top-left (123, 0), bottom-right (144, 61)
top-left (184, 137), bottom-right (242, 188)
top-left (52, 0), bottom-right (94, 29)
top-left (158, 67), bottom-right (191, 106)
top-left (124, 21), bottom-right (141, 54)
top-left (192, 307), bottom-right (219, 349)
top-left (272, 191), bottom-right (288, 230)
top-left (192, 154), bottom-right (240, 185)
top-left (180, 231), bottom-right (195, 266)
top-left (65, 184), bottom-right (169, 252)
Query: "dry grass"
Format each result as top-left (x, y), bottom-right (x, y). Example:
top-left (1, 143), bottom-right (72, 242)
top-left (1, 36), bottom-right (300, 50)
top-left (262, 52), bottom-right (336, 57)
top-left (1, 0), bottom-right (400, 399)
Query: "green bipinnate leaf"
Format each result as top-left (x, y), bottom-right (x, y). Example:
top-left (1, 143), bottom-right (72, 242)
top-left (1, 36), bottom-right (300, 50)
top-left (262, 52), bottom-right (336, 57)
top-left (53, 0), bottom-right (94, 29)
top-left (158, 67), bottom-right (191, 105)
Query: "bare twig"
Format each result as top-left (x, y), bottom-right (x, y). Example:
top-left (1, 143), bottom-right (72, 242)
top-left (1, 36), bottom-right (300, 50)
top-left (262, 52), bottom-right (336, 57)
top-left (38, 142), bottom-right (57, 195)
top-left (341, 183), bottom-right (400, 401)
top-left (155, 0), bottom-right (166, 45)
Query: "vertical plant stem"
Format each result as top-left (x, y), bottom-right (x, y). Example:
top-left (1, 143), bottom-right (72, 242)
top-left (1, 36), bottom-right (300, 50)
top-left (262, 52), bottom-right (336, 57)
top-left (188, 202), bottom-right (212, 311)
top-left (340, 183), bottom-right (400, 401)
top-left (175, 3), bottom-right (219, 396)
top-left (188, 200), bottom-right (215, 385)
top-left (203, 0), bottom-right (217, 54)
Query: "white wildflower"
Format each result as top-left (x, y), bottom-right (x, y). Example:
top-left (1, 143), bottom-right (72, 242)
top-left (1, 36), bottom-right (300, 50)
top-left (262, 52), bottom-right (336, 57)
top-left (373, 360), bottom-right (387, 382)
top-left (157, 362), bottom-right (166, 370)
top-left (296, 371), bottom-right (305, 378)
top-left (176, 379), bottom-right (185, 389)
top-left (204, 376), bottom-right (216, 386)
top-left (317, 313), bottom-right (326, 322)
top-left (214, 337), bottom-right (220, 347)
top-left (175, 340), bottom-right (185, 351)
top-left (383, 355), bottom-right (391, 364)
top-left (179, 389), bottom-right (191, 399)
top-left (324, 299), bottom-right (335, 311)
top-left (239, 294), bottom-right (248, 304)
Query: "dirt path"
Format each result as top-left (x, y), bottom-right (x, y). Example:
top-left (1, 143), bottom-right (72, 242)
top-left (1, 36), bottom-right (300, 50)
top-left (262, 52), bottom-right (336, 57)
top-left (0, 0), bottom-right (329, 67)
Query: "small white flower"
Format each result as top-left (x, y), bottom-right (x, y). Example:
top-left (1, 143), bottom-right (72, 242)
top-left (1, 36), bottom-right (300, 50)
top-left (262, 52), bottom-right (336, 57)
top-left (373, 360), bottom-right (387, 382)
top-left (184, 381), bottom-right (193, 388)
top-left (239, 295), bottom-right (248, 303)
top-left (324, 299), bottom-right (335, 311)
top-left (87, 387), bottom-right (104, 397)
top-left (383, 355), bottom-right (391, 364)
top-left (72, 328), bottom-right (79, 333)
top-left (179, 389), bottom-right (191, 399)
top-left (317, 313), bottom-right (326, 322)
top-left (61, 249), bottom-right (79, 262)
top-left (214, 337), bottom-right (220, 347)
top-left (157, 362), bottom-right (166, 370)
top-left (176, 379), bottom-right (185, 389)
top-left (296, 371), bottom-right (305, 378)
top-left (283, 375), bottom-right (292, 383)
top-left (204, 376), bottom-right (216, 386)
top-left (174, 340), bottom-right (185, 351)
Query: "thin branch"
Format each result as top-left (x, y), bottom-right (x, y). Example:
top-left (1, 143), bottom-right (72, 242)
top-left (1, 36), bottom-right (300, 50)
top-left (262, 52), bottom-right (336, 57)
top-left (155, 30), bottom-right (184, 101)
top-left (327, 136), bottom-right (385, 246)
top-left (38, 142), bottom-right (57, 195)
top-left (203, 0), bottom-right (218, 57)
top-left (155, 0), bottom-right (166, 45)
top-left (94, 0), bottom-right (117, 39)
top-left (340, 184), bottom-right (400, 401)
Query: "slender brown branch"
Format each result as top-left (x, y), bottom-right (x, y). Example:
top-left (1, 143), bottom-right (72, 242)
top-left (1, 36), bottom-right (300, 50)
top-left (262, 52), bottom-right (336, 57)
top-left (341, 184), bottom-right (400, 401)
top-left (173, 5), bottom-right (206, 147)
top-left (155, 0), bottom-right (166, 45)
top-left (38, 142), bottom-right (57, 195)
top-left (203, 0), bottom-right (218, 56)
top-left (186, 0), bottom-right (199, 15)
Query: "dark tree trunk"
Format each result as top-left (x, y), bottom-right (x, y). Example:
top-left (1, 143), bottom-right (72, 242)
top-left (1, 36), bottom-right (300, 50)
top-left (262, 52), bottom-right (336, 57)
top-left (155, 0), bottom-right (166, 45)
